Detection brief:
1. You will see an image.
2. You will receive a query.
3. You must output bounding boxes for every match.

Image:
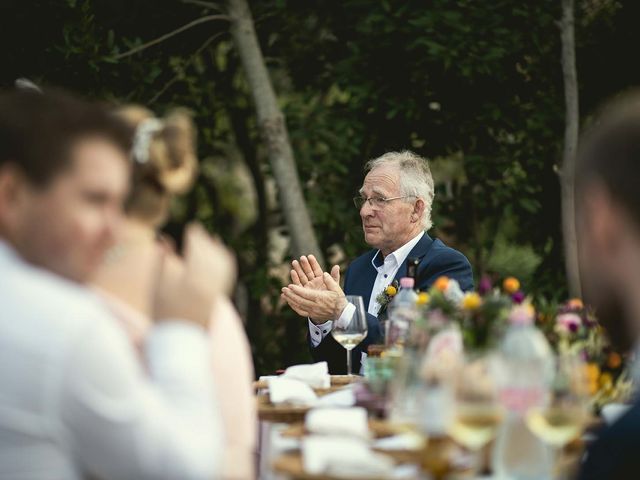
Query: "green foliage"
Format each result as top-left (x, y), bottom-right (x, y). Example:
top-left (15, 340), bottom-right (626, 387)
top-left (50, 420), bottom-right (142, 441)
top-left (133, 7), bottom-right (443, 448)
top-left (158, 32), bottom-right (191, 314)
top-left (1, 0), bottom-right (638, 375)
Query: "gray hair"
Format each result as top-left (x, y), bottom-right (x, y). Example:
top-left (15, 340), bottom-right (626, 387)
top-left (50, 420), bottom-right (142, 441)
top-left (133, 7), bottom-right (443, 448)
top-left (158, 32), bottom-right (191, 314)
top-left (364, 150), bottom-right (435, 230)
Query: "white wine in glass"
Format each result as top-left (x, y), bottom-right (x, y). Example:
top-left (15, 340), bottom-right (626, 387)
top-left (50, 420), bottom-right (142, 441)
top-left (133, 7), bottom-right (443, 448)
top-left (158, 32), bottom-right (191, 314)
top-left (449, 406), bottom-right (503, 451)
top-left (331, 295), bottom-right (368, 376)
top-left (526, 406), bottom-right (585, 447)
top-left (525, 353), bottom-right (590, 478)
top-left (448, 354), bottom-right (503, 452)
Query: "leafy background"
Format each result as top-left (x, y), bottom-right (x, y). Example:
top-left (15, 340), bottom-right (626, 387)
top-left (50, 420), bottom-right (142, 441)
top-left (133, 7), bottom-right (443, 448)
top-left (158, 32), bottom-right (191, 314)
top-left (1, 0), bottom-right (637, 375)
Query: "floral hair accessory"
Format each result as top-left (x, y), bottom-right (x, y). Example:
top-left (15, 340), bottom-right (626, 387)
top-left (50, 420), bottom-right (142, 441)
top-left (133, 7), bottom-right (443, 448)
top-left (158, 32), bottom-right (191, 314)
top-left (132, 118), bottom-right (163, 165)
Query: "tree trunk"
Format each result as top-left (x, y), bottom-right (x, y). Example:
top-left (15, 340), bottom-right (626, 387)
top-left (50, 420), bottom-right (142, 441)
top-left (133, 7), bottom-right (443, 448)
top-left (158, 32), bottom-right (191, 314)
top-left (560, 0), bottom-right (582, 298)
top-left (227, 0), bottom-right (325, 267)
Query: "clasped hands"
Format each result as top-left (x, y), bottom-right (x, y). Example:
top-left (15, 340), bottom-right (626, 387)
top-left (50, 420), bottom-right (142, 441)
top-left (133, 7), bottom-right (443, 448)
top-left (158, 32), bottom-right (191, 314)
top-left (281, 254), bottom-right (347, 324)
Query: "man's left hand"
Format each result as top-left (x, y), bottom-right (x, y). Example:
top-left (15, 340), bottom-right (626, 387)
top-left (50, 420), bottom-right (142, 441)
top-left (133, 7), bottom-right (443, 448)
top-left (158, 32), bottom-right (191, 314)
top-left (281, 272), bottom-right (347, 322)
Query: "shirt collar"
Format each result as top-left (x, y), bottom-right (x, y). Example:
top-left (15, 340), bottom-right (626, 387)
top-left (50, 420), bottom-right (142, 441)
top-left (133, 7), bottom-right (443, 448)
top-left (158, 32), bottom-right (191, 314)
top-left (371, 231), bottom-right (425, 271)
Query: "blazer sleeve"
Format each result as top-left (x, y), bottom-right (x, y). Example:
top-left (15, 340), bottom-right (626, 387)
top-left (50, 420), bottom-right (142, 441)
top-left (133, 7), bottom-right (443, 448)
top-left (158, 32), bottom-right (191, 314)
top-left (418, 249), bottom-right (474, 292)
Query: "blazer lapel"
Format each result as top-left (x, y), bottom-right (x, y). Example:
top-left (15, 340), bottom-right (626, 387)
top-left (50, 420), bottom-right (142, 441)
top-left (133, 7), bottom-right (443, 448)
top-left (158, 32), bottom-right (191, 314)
top-left (393, 232), bottom-right (435, 282)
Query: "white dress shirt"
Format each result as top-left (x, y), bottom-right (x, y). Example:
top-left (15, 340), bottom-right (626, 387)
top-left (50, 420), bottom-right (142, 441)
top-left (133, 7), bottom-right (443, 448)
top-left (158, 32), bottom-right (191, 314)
top-left (0, 241), bottom-right (222, 480)
top-left (308, 231), bottom-right (425, 346)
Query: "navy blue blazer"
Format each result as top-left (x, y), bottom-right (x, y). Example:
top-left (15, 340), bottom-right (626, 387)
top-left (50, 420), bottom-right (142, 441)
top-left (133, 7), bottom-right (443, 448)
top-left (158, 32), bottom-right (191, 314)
top-left (309, 233), bottom-right (474, 374)
top-left (578, 400), bottom-right (640, 480)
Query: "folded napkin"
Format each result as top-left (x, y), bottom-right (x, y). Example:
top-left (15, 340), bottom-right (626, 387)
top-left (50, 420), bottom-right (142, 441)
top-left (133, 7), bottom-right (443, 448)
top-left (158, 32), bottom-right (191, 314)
top-left (372, 431), bottom-right (425, 451)
top-left (315, 385), bottom-right (356, 408)
top-left (282, 362), bottom-right (331, 389)
top-left (302, 435), bottom-right (394, 478)
top-left (268, 377), bottom-right (318, 405)
top-left (305, 407), bottom-right (369, 439)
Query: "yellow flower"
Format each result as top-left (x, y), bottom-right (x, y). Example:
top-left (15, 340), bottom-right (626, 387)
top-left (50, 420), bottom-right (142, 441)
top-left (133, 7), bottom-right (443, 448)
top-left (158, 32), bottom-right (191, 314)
top-left (585, 363), bottom-right (600, 383)
top-left (503, 277), bottom-right (520, 294)
top-left (599, 372), bottom-right (614, 391)
top-left (568, 298), bottom-right (584, 310)
top-left (462, 292), bottom-right (482, 310)
top-left (385, 285), bottom-right (397, 296)
top-left (417, 292), bottom-right (430, 305)
top-left (434, 276), bottom-right (450, 292)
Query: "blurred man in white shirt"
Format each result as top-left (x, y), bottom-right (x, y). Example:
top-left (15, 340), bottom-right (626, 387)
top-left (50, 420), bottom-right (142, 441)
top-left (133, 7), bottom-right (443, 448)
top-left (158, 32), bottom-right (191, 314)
top-left (0, 88), bottom-right (224, 479)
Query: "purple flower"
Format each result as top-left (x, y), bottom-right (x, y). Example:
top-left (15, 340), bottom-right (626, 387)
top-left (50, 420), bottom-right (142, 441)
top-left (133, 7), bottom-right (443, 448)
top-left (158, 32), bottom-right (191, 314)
top-left (478, 275), bottom-right (492, 295)
top-left (556, 313), bottom-right (582, 333)
top-left (511, 290), bottom-right (525, 304)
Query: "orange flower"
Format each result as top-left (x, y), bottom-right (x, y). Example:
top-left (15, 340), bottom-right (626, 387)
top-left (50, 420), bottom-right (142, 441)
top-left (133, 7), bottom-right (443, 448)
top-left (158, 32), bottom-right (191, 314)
top-left (434, 276), bottom-right (450, 292)
top-left (385, 285), bottom-right (397, 296)
top-left (568, 298), bottom-right (584, 310)
top-left (607, 352), bottom-right (622, 369)
top-left (503, 277), bottom-right (520, 294)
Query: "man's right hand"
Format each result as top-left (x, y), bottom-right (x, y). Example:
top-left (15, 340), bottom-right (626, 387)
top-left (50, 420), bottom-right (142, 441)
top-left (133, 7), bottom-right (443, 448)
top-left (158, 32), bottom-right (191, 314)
top-left (152, 223), bottom-right (235, 329)
top-left (290, 254), bottom-right (340, 290)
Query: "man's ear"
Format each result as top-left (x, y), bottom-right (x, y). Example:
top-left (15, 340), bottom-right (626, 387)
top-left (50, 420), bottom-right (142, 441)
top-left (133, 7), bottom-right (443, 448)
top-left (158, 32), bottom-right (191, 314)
top-left (0, 164), bottom-right (29, 230)
top-left (584, 184), bottom-right (624, 257)
top-left (412, 198), bottom-right (425, 223)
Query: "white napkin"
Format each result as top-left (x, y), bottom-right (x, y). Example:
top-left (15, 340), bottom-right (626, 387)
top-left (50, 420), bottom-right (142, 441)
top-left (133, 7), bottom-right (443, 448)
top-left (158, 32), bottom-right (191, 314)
top-left (305, 407), bottom-right (369, 439)
top-left (372, 431), bottom-right (425, 451)
top-left (302, 435), bottom-right (394, 478)
top-left (315, 385), bottom-right (356, 408)
top-left (268, 377), bottom-right (318, 405)
top-left (282, 361), bottom-right (331, 389)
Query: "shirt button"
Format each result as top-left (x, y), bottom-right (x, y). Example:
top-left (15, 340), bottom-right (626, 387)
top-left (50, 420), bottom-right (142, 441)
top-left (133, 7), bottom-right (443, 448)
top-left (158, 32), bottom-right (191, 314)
top-left (323, 330), bottom-right (327, 334)
top-left (384, 274), bottom-right (388, 278)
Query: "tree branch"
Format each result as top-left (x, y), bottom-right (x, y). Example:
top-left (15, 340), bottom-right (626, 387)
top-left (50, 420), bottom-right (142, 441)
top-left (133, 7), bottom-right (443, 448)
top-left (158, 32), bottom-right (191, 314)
top-left (180, 0), bottom-right (224, 12)
top-left (149, 31), bottom-right (225, 104)
top-left (113, 14), bottom-right (230, 60)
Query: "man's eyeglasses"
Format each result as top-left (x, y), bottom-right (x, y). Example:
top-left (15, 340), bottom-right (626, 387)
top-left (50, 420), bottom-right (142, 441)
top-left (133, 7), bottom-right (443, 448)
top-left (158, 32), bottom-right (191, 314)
top-left (353, 195), bottom-right (416, 210)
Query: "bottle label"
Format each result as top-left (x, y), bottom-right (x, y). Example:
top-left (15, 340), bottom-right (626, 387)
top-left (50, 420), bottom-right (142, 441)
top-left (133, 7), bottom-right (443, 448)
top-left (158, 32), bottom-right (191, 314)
top-left (499, 387), bottom-right (545, 414)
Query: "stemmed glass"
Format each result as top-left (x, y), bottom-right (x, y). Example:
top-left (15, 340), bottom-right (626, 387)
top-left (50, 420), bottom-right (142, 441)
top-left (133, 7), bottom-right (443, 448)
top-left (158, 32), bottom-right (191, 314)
top-left (331, 295), bottom-right (368, 376)
top-left (525, 353), bottom-right (590, 477)
top-left (448, 352), bottom-right (504, 471)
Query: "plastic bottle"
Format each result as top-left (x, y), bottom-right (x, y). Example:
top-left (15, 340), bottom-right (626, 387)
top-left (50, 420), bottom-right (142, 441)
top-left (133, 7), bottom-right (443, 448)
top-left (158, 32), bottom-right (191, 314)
top-left (492, 308), bottom-right (555, 479)
top-left (385, 277), bottom-right (419, 350)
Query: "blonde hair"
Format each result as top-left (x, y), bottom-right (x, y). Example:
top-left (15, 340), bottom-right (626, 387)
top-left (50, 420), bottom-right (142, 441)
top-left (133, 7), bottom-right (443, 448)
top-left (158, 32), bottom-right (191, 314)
top-left (116, 105), bottom-right (198, 226)
top-left (365, 150), bottom-right (435, 230)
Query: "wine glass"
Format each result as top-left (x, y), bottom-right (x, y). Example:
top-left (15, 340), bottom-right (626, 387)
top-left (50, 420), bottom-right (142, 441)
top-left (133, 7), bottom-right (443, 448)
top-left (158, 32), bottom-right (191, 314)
top-left (331, 295), bottom-right (368, 376)
top-left (448, 351), bottom-right (504, 472)
top-left (525, 353), bottom-right (590, 476)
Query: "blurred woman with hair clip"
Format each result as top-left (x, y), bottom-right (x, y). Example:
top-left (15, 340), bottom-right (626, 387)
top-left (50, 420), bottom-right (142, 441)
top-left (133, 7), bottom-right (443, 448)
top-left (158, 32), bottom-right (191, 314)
top-left (92, 105), bottom-right (256, 479)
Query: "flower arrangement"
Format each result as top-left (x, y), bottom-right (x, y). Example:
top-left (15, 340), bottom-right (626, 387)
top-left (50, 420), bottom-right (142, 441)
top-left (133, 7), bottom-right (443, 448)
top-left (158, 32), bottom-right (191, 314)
top-left (413, 275), bottom-right (632, 408)
top-left (414, 274), bottom-right (522, 351)
top-left (535, 297), bottom-right (632, 409)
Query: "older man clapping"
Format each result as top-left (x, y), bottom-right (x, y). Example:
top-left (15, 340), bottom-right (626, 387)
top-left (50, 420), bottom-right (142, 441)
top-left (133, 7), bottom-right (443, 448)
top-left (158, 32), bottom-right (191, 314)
top-left (282, 150), bottom-right (473, 374)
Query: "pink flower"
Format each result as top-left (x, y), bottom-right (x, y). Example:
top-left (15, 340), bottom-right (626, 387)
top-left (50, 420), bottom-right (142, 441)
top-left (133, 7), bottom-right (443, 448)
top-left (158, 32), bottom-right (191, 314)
top-left (509, 304), bottom-right (535, 325)
top-left (556, 313), bottom-right (582, 333)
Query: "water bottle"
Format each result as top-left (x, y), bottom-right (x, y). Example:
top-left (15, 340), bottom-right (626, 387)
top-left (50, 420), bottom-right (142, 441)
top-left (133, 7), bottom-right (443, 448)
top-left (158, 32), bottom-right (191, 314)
top-left (492, 308), bottom-right (555, 479)
top-left (386, 277), bottom-right (419, 350)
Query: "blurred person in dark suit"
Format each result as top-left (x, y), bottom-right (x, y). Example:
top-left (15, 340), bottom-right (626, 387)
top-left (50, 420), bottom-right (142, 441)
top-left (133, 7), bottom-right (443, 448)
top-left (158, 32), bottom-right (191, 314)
top-left (576, 91), bottom-right (640, 480)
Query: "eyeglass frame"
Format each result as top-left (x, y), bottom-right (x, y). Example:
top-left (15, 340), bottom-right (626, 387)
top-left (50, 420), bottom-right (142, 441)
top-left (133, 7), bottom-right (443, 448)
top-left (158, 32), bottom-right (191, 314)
top-left (353, 194), bottom-right (417, 210)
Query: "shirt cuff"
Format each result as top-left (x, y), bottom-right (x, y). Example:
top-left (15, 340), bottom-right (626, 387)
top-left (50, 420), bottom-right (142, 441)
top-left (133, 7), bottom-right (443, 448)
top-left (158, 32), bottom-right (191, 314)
top-left (308, 319), bottom-right (333, 348)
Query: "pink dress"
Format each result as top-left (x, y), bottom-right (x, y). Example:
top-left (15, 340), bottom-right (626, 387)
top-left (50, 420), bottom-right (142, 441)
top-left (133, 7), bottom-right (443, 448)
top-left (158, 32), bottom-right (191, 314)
top-left (97, 289), bottom-right (257, 479)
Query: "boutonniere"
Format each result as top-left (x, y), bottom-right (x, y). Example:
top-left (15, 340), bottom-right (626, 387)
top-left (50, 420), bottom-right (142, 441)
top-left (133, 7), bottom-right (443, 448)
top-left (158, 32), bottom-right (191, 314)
top-left (376, 279), bottom-right (399, 319)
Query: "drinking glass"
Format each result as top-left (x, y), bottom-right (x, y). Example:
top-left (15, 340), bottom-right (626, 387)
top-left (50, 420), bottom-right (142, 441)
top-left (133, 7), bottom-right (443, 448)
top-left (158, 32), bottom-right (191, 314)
top-left (525, 353), bottom-right (590, 477)
top-left (331, 295), bottom-right (368, 376)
